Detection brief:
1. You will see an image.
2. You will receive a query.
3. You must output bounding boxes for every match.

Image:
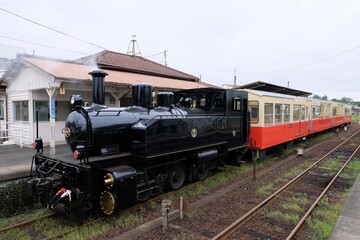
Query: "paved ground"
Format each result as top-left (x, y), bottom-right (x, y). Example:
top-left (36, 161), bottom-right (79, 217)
top-left (330, 173), bottom-right (360, 240)
top-left (0, 144), bottom-right (69, 181)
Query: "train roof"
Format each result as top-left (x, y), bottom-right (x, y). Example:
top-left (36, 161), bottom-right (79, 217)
top-left (244, 89), bottom-right (352, 107)
top-left (235, 81), bottom-right (312, 97)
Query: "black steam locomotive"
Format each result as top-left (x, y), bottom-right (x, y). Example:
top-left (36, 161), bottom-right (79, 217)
top-left (28, 70), bottom-right (249, 219)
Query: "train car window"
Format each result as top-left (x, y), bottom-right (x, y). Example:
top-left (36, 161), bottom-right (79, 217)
top-left (312, 106), bottom-right (320, 119)
top-left (300, 106), bottom-right (306, 120)
top-left (345, 107), bottom-right (350, 116)
top-left (293, 105), bottom-right (300, 121)
top-left (249, 101), bottom-right (259, 124)
top-left (284, 104), bottom-right (290, 123)
top-left (232, 98), bottom-right (241, 111)
top-left (332, 107), bottom-right (337, 116)
top-left (275, 104), bottom-right (282, 124)
top-left (264, 103), bottom-right (274, 125)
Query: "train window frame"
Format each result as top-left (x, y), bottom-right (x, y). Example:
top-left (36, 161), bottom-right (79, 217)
top-left (293, 105), bottom-right (300, 121)
top-left (232, 97), bottom-right (241, 112)
top-left (345, 107), bottom-right (350, 116)
top-left (333, 107), bottom-right (337, 116)
top-left (249, 100), bottom-right (259, 124)
top-left (284, 104), bottom-right (290, 123)
top-left (275, 103), bottom-right (282, 124)
top-left (312, 106), bottom-right (320, 119)
top-left (264, 103), bottom-right (274, 125)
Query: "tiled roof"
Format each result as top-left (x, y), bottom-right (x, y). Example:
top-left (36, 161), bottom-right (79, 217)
top-left (13, 56), bottom-right (214, 90)
top-left (77, 50), bottom-right (199, 82)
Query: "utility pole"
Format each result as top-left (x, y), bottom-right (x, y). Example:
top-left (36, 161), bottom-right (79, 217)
top-left (234, 68), bottom-right (237, 87)
top-left (163, 50), bottom-right (167, 66)
top-left (127, 35), bottom-right (142, 56)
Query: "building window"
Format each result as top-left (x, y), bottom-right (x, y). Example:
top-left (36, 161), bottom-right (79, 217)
top-left (14, 101), bottom-right (29, 121)
top-left (0, 100), bottom-right (4, 120)
top-left (34, 101), bottom-right (49, 121)
top-left (275, 103), bottom-right (282, 124)
top-left (34, 100), bottom-right (71, 122)
top-left (249, 101), bottom-right (259, 124)
top-left (284, 104), bottom-right (290, 122)
top-left (264, 103), bottom-right (273, 125)
top-left (109, 96), bottom-right (116, 105)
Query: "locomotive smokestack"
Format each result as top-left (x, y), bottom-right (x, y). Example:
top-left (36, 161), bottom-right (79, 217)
top-left (132, 83), bottom-right (154, 108)
top-left (89, 70), bottom-right (108, 105)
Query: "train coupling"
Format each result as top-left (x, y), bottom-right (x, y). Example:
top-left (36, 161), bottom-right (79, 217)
top-left (27, 178), bottom-right (51, 197)
top-left (50, 187), bottom-right (72, 209)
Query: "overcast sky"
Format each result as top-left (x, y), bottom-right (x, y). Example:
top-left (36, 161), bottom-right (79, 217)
top-left (0, 0), bottom-right (359, 101)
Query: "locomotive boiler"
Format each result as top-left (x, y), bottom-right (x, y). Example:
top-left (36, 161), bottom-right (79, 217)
top-left (28, 70), bottom-right (249, 220)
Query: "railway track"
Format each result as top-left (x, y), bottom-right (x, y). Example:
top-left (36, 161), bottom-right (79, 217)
top-left (212, 129), bottom-right (360, 240)
top-left (0, 165), bottom-right (229, 239)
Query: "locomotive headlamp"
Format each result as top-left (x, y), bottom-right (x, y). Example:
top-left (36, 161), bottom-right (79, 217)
top-left (73, 145), bottom-right (85, 160)
top-left (70, 95), bottom-right (82, 107)
top-left (33, 137), bottom-right (43, 150)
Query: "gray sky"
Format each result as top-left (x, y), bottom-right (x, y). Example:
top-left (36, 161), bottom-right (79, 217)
top-left (0, 0), bottom-right (359, 101)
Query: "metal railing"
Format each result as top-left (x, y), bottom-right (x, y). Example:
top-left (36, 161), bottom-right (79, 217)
top-left (0, 121), bottom-right (24, 147)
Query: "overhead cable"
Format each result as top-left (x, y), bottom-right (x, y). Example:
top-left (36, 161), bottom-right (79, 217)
top-left (0, 6), bottom-right (107, 50)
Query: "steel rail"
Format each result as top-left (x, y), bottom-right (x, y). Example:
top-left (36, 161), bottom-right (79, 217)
top-left (0, 211), bottom-right (55, 233)
top-left (286, 144), bottom-right (360, 239)
top-left (211, 129), bottom-right (360, 240)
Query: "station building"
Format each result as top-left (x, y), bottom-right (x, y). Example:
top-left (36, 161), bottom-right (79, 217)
top-left (0, 50), bottom-right (212, 147)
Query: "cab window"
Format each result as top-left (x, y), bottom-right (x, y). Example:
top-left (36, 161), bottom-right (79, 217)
top-left (249, 101), bottom-right (259, 124)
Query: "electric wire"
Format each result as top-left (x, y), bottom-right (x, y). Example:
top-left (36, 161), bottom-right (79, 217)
top-left (0, 35), bottom-right (89, 55)
top-left (0, 6), bottom-right (107, 50)
top-left (238, 45), bottom-right (360, 74)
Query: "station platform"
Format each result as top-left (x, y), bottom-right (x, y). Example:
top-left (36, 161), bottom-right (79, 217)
top-left (0, 144), bottom-right (68, 181)
top-left (330, 173), bottom-right (360, 240)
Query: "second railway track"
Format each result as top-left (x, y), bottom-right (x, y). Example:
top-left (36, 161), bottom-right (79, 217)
top-left (212, 129), bottom-right (360, 240)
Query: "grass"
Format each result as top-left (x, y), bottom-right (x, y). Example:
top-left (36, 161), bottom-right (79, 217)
top-left (0, 208), bottom-right (49, 229)
top-left (305, 158), bottom-right (360, 240)
top-left (352, 115), bottom-right (360, 122)
top-left (268, 210), bottom-right (300, 223)
top-left (0, 228), bottom-right (31, 240)
top-left (257, 183), bottom-right (275, 195)
top-left (318, 158), bottom-right (342, 176)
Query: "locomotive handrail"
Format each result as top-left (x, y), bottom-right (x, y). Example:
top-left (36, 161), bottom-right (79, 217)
top-left (35, 156), bottom-right (81, 175)
top-left (143, 113), bottom-right (221, 126)
top-left (37, 159), bottom-right (60, 175)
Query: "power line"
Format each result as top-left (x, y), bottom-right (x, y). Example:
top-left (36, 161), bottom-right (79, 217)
top-left (239, 45), bottom-right (360, 74)
top-left (0, 35), bottom-right (90, 55)
top-left (0, 6), bottom-right (107, 50)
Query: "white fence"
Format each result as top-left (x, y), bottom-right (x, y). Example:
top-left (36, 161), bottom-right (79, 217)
top-left (0, 121), bottom-right (25, 148)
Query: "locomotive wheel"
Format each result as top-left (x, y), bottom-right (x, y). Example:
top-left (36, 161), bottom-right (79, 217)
top-left (167, 164), bottom-right (185, 190)
top-left (195, 162), bottom-right (208, 180)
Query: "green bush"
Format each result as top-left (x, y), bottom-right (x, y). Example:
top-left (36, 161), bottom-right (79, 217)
top-left (0, 180), bottom-right (39, 217)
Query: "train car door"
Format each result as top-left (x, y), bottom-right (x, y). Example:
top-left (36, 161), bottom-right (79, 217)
top-left (299, 105), bottom-right (308, 136)
top-left (225, 90), bottom-right (248, 150)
